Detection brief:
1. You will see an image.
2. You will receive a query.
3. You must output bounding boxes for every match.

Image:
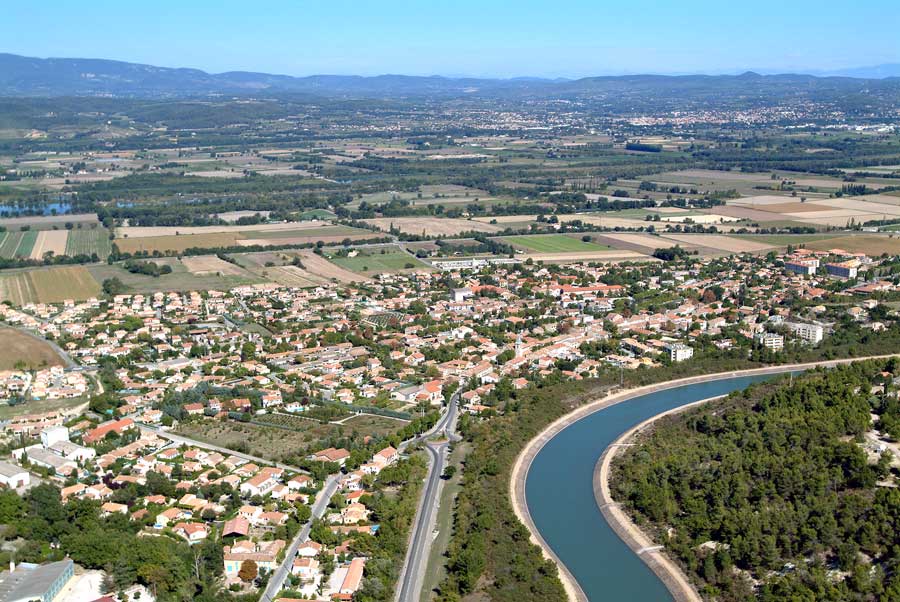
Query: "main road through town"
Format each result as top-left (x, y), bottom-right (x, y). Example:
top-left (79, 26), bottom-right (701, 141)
top-left (395, 390), bottom-right (460, 602)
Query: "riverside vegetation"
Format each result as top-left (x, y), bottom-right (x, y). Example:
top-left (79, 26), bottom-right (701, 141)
top-left (434, 325), bottom-right (900, 602)
top-left (612, 359), bottom-right (900, 601)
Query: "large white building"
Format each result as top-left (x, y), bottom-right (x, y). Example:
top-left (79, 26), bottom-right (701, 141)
top-left (786, 322), bottom-right (824, 344)
top-left (666, 343), bottom-right (694, 362)
top-left (0, 460), bottom-right (29, 489)
top-left (757, 332), bottom-right (785, 351)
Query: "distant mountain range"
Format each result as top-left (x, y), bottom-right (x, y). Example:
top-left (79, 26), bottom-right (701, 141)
top-left (0, 52), bottom-right (898, 99)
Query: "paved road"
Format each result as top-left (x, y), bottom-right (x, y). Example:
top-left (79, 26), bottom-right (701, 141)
top-left (395, 393), bottom-right (460, 602)
top-left (260, 472), bottom-right (342, 602)
top-left (137, 423), bottom-right (308, 474)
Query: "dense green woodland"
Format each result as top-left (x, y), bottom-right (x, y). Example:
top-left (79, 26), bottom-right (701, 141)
top-left (612, 360), bottom-right (900, 601)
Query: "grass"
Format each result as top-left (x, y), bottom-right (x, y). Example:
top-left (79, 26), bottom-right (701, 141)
top-left (66, 227), bottom-right (112, 259)
top-left (0, 265), bottom-right (101, 304)
top-left (340, 414), bottom-right (408, 438)
top-left (88, 263), bottom-right (263, 294)
top-left (326, 248), bottom-right (425, 273)
top-left (0, 327), bottom-right (66, 370)
top-left (298, 209), bottom-right (338, 220)
top-left (0, 395), bottom-right (88, 420)
top-left (177, 418), bottom-right (339, 462)
top-left (803, 234), bottom-right (900, 255)
top-left (500, 234), bottom-right (610, 253)
top-left (420, 441), bottom-right (470, 601)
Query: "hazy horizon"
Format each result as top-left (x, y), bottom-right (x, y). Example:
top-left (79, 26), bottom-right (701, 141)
top-left (3, 0), bottom-right (898, 79)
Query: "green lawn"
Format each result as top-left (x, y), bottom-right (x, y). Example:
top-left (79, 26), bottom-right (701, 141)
top-left (327, 248), bottom-right (425, 273)
top-left (501, 234), bottom-right (609, 253)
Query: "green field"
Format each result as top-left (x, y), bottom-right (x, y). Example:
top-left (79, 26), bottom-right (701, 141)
top-left (13, 230), bottom-right (36, 258)
top-left (0, 265), bottom-right (101, 305)
top-left (298, 209), bottom-right (338, 220)
top-left (0, 232), bottom-right (20, 258)
top-left (327, 248), bottom-right (426, 273)
top-left (0, 231), bottom-right (38, 259)
top-left (88, 261), bottom-right (264, 294)
top-left (66, 227), bottom-right (112, 259)
top-left (500, 234), bottom-right (610, 253)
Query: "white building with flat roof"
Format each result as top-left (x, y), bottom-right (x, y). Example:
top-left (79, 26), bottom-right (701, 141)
top-left (0, 460), bottom-right (29, 489)
top-left (786, 322), bottom-right (824, 344)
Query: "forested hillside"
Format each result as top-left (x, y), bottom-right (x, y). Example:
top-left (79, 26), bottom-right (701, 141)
top-left (612, 360), bottom-right (900, 601)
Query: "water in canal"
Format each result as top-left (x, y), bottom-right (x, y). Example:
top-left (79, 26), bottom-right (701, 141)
top-left (525, 374), bottom-right (781, 601)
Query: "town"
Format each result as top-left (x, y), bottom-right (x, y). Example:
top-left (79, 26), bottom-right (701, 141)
top-left (1, 238), bottom-right (899, 601)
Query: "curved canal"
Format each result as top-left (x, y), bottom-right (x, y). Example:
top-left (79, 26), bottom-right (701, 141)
top-left (525, 374), bottom-right (782, 601)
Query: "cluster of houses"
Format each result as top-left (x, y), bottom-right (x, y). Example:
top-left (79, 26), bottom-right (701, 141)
top-left (1, 242), bottom-right (899, 600)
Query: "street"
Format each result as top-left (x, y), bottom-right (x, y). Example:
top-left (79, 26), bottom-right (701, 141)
top-left (394, 392), bottom-right (460, 602)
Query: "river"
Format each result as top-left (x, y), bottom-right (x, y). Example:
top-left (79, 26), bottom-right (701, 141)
top-left (524, 374), bottom-right (783, 601)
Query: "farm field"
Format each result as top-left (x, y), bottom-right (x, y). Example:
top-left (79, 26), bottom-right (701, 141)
top-left (88, 262), bottom-right (263, 294)
top-left (30, 230), bottom-right (68, 259)
top-left (523, 250), bottom-right (654, 263)
top-left (325, 247), bottom-right (427, 273)
top-left (0, 265), bottom-right (101, 304)
top-left (255, 265), bottom-right (323, 287)
top-left (115, 220), bottom-right (335, 238)
top-left (340, 414), bottom-right (408, 438)
top-left (657, 234), bottom-right (777, 253)
top-left (65, 227), bottom-right (112, 259)
top-left (596, 232), bottom-right (685, 253)
top-left (802, 235), bottom-right (900, 256)
top-left (243, 225), bottom-right (365, 239)
top-left (176, 419), bottom-right (339, 462)
top-left (114, 232), bottom-right (241, 254)
top-left (0, 231), bottom-right (34, 259)
top-left (114, 223), bottom-right (376, 254)
top-left (363, 217), bottom-right (505, 237)
top-left (292, 250), bottom-right (370, 283)
top-left (180, 255), bottom-right (249, 276)
top-left (0, 213), bottom-right (99, 231)
top-left (726, 194), bottom-right (900, 228)
top-left (732, 233), bottom-right (844, 247)
top-left (0, 327), bottom-right (66, 370)
top-left (499, 234), bottom-right (610, 253)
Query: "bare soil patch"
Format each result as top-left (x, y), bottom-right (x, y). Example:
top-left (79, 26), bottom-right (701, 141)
top-left (0, 328), bottom-right (66, 370)
top-left (180, 255), bottom-right (246, 276)
top-left (363, 217), bottom-right (504, 237)
top-left (29, 230), bottom-right (69, 259)
top-left (294, 251), bottom-right (371, 283)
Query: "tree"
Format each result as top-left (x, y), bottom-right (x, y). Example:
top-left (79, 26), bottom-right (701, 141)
top-left (238, 559), bottom-right (258, 582)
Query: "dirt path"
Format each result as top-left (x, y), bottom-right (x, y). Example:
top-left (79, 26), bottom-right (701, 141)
top-left (509, 354), bottom-right (900, 602)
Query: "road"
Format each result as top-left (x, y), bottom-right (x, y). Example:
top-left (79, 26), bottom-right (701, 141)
top-left (261, 392), bottom-right (459, 602)
top-left (137, 423), bottom-right (308, 474)
top-left (395, 392), bottom-right (460, 602)
top-left (259, 472), bottom-right (342, 602)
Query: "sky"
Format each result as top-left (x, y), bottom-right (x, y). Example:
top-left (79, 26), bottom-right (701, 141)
top-left (3, 0), bottom-right (899, 78)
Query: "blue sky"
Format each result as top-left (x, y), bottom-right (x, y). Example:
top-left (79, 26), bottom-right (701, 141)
top-left (3, 0), bottom-right (898, 78)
